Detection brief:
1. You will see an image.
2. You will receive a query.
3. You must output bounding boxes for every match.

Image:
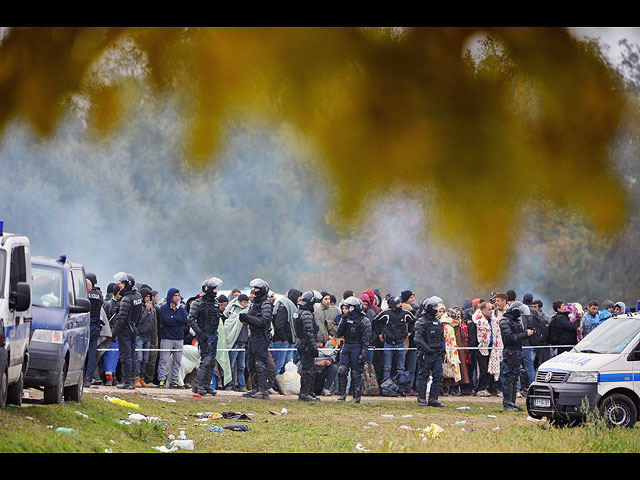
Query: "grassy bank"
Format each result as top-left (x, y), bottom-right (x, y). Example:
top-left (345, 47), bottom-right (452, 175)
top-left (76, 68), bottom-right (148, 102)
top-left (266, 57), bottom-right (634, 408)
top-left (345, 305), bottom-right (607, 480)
top-left (1, 392), bottom-right (638, 453)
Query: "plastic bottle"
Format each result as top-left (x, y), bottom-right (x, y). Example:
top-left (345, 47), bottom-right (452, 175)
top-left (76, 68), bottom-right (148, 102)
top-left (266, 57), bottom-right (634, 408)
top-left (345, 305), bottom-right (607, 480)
top-left (54, 427), bottom-right (77, 434)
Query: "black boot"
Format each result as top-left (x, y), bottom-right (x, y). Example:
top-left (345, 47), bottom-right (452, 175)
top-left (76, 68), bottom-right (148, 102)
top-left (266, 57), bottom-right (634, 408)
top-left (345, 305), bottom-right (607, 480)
top-left (416, 376), bottom-right (428, 406)
top-left (251, 361), bottom-right (270, 399)
top-left (427, 378), bottom-right (445, 407)
top-left (117, 377), bottom-right (135, 390)
top-left (336, 370), bottom-right (347, 402)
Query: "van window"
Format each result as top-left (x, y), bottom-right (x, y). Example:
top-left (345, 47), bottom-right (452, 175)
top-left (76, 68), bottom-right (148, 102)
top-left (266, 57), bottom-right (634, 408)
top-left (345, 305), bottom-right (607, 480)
top-left (32, 265), bottom-right (63, 308)
top-left (71, 269), bottom-right (88, 301)
top-left (9, 245), bottom-right (27, 292)
top-left (576, 316), bottom-right (640, 354)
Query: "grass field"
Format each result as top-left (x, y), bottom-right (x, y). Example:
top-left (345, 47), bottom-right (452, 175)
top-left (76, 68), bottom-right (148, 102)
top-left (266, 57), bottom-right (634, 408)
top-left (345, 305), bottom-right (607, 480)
top-left (1, 388), bottom-right (638, 453)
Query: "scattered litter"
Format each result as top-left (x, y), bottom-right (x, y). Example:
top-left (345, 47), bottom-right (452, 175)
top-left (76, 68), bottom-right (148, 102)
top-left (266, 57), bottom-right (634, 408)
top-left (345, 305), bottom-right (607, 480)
top-left (208, 426), bottom-right (225, 433)
top-left (417, 423), bottom-right (445, 440)
top-left (24, 392), bottom-right (30, 399)
top-left (269, 410), bottom-right (282, 416)
top-left (456, 406), bottom-right (470, 410)
top-left (487, 415), bottom-right (497, 418)
top-left (152, 445), bottom-right (177, 453)
top-left (104, 395), bottom-right (140, 409)
top-left (402, 414), bottom-right (413, 418)
top-left (192, 394), bottom-right (203, 398)
top-left (222, 411), bottom-right (252, 421)
top-left (398, 425), bottom-right (414, 431)
top-left (104, 448), bottom-right (113, 453)
top-left (455, 421), bottom-right (467, 426)
top-left (381, 414), bottom-right (394, 418)
top-left (170, 439), bottom-right (194, 450)
top-left (493, 427), bottom-right (500, 431)
top-left (177, 430), bottom-right (187, 439)
top-left (280, 408), bottom-right (288, 415)
top-left (26, 416), bottom-right (34, 421)
top-left (54, 427), bottom-right (77, 435)
top-left (119, 413), bottom-right (164, 425)
top-left (223, 424), bottom-right (249, 431)
top-left (355, 443), bottom-right (371, 452)
top-left (367, 422), bottom-right (379, 427)
top-left (75, 411), bottom-right (88, 419)
top-left (152, 396), bottom-right (176, 403)
top-left (527, 416), bottom-right (545, 422)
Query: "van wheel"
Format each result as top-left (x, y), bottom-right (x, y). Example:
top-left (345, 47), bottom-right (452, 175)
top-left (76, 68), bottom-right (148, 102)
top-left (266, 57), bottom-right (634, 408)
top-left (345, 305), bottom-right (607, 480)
top-left (64, 367), bottom-right (84, 403)
top-left (44, 362), bottom-right (67, 405)
top-left (6, 369), bottom-right (23, 406)
top-left (599, 393), bottom-right (637, 428)
top-left (0, 369), bottom-right (7, 408)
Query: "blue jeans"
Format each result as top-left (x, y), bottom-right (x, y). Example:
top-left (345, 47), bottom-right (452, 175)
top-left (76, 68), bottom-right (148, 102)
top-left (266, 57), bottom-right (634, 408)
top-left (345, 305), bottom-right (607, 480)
top-left (382, 340), bottom-right (406, 381)
top-left (135, 336), bottom-right (151, 378)
top-left (522, 347), bottom-right (536, 389)
top-left (271, 340), bottom-right (294, 376)
top-left (227, 342), bottom-right (246, 388)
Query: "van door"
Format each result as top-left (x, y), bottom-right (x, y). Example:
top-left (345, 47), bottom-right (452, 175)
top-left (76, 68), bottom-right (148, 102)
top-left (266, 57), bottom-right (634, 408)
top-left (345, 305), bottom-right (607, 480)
top-left (7, 245), bottom-right (29, 380)
top-left (68, 268), bottom-right (90, 378)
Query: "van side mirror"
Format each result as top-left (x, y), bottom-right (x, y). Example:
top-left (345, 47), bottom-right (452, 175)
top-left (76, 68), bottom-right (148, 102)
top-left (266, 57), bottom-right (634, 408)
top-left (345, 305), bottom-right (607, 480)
top-left (9, 282), bottom-right (31, 312)
top-left (69, 297), bottom-right (91, 314)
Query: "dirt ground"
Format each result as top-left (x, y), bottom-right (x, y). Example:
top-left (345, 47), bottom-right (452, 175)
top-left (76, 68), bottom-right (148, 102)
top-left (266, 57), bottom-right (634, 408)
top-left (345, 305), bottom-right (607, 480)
top-left (22, 384), bottom-right (511, 405)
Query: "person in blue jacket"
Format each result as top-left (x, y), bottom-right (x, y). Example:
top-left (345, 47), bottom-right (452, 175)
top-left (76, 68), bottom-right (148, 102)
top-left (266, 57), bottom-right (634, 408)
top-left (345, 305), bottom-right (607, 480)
top-left (157, 288), bottom-right (188, 388)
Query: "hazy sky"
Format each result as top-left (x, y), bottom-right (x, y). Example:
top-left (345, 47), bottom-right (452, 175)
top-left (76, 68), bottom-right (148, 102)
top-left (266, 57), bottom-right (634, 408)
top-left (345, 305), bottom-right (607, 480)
top-left (568, 27), bottom-right (640, 65)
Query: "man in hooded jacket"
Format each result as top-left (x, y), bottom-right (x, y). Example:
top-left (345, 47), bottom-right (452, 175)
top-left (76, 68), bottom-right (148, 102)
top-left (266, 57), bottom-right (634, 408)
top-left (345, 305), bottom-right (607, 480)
top-left (499, 301), bottom-right (534, 411)
top-left (272, 288), bottom-right (302, 376)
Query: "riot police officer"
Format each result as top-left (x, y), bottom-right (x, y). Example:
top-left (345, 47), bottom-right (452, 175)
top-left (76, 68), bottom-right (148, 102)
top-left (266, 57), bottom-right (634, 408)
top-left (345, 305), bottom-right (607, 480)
top-left (188, 277), bottom-right (224, 395)
top-left (415, 295), bottom-right (446, 407)
top-left (335, 296), bottom-right (371, 404)
top-left (239, 278), bottom-right (273, 399)
top-left (111, 272), bottom-right (143, 390)
top-left (84, 272), bottom-right (104, 388)
top-left (499, 301), bottom-right (534, 411)
top-left (294, 290), bottom-right (322, 402)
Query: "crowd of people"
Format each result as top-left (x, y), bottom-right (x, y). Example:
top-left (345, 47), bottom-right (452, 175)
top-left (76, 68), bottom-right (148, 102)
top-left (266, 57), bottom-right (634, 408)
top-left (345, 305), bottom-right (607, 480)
top-left (82, 271), bottom-right (634, 411)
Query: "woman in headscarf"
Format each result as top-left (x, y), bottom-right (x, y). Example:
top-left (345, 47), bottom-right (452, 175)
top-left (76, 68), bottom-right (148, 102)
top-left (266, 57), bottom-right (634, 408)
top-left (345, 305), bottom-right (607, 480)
top-left (441, 306), bottom-right (470, 395)
top-left (567, 302), bottom-right (584, 342)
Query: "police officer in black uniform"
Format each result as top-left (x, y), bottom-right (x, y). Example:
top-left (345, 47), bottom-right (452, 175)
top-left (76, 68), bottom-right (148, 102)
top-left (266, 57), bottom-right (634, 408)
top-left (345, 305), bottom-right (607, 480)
top-left (335, 296), bottom-right (371, 404)
top-left (294, 290), bottom-right (322, 402)
top-left (499, 301), bottom-right (534, 411)
top-left (188, 277), bottom-right (224, 395)
top-left (84, 272), bottom-right (104, 388)
top-left (415, 295), bottom-right (446, 407)
top-left (240, 278), bottom-right (273, 399)
top-left (111, 272), bottom-right (143, 390)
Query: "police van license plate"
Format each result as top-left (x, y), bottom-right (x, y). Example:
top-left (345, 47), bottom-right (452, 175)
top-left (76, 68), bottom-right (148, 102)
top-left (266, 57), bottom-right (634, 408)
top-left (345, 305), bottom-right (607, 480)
top-left (533, 398), bottom-right (550, 408)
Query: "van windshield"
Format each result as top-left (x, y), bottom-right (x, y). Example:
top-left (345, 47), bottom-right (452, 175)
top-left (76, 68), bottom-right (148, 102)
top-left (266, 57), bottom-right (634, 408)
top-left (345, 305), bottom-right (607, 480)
top-left (32, 265), bottom-right (63, 308)
top-left (575, 316), bottom-right (640, 354)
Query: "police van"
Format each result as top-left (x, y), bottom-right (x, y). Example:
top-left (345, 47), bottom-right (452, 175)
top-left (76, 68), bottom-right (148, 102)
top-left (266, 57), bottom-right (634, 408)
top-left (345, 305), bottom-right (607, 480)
top-left (527, 311), bottom-right (640, 428)
top-left (0, 223), bottom-right (32, 407)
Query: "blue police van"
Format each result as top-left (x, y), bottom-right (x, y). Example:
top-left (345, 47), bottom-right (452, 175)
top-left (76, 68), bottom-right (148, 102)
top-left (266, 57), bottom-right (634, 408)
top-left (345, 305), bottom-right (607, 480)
top-left (25, 254), bottom-right (91, 404)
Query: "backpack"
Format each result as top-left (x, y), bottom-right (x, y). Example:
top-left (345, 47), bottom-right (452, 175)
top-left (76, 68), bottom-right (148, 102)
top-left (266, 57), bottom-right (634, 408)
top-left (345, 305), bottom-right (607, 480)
top-left (392, 370), bottom-right (413, 396)
top-left (526, 309), bottom-right (549, 346)
top-left (379, 377), bottom-right (401, 397)
top-left (361, 362), bottom-right (379, 395)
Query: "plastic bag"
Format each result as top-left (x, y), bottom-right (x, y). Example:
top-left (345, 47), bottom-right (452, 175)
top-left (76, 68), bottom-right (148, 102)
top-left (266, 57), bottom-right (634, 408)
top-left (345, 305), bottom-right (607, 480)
top-left (276, 370), bottom-right (300, 395)
top-left (284, 360), bottom-right (297, 372)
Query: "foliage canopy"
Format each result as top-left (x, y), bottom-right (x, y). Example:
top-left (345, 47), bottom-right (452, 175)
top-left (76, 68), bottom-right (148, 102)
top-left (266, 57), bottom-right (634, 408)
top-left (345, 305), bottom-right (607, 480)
top-left (0, 26), bottom-right (634, 282)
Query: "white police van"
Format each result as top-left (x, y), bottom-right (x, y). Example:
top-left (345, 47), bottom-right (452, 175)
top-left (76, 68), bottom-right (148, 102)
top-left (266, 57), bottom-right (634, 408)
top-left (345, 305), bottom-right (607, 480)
top-left (527, 311), bottom-right (640, 428)
top-left (0, 222), bottom-right (32, 407)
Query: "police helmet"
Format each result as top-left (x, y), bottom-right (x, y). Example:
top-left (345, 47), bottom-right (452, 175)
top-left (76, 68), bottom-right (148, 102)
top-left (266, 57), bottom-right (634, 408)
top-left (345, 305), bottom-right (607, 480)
top-left (86, 272), bottom-right (98, 287)
top-left (113, 272), bottom-right (136, 289)
top-left (202, 276), bottom-right (223, 295)
top-left (343, 296), bottom-right (364, 312)
top-left (299, 290), bottom-right (323, 307)
top-left (249, 278), bottom-right (270, 295)
top-left (507, 301), bottom-right (530, 317)
top-left (423, 295), bottom-right (443, 308)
